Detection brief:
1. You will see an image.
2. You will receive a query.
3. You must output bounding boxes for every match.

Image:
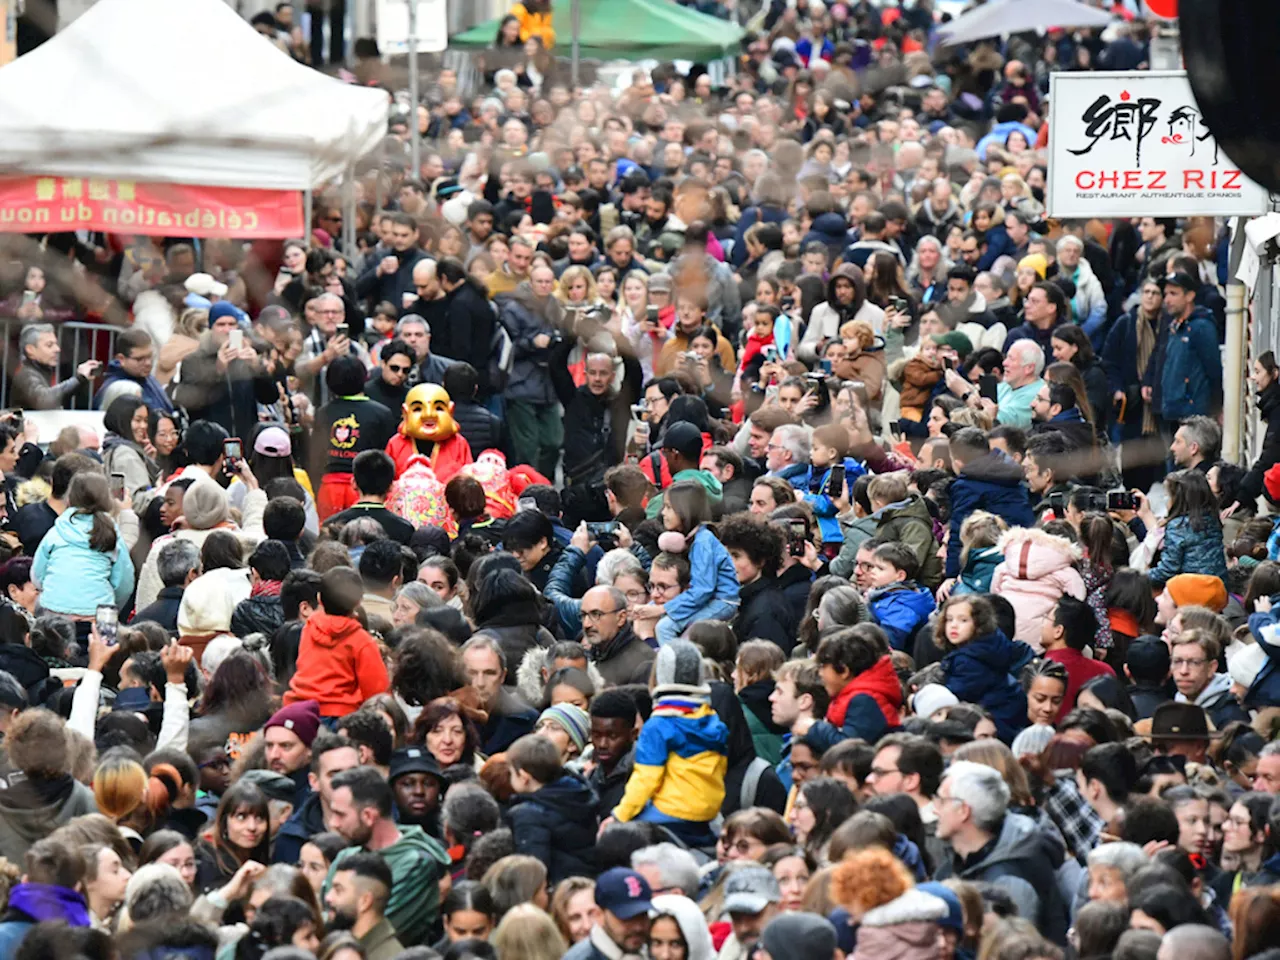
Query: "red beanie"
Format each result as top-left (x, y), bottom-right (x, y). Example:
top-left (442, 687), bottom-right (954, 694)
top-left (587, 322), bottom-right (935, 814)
top-left (264, 700), bottom-right (322, 747)
top-left (1265, 463), bottom-right (1280, 505)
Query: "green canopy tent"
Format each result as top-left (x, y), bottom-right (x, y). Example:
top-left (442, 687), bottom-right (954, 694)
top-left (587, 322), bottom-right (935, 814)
top-left (450, 0), bottom-right (745, 64)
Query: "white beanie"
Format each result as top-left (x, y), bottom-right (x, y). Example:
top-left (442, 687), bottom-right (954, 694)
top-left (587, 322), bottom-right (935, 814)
top-left (911, 684), bottom-right (958, 720)
top-left (1229, 641), bottom-right (1268, 691)
top-left (1010, 723), bottom-right (1056, 759)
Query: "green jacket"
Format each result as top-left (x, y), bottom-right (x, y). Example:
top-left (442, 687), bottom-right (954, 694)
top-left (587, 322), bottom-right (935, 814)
top-left (873, 496), bottom-right (942, 589)
top-left (328, 826), bottom-right (450, 947)
top-left (361, 918), bottom-right (406, 960)
top-left (645, 468), bottom-right (724, 519)
top-left (742, 705), bottom-right (784, 766)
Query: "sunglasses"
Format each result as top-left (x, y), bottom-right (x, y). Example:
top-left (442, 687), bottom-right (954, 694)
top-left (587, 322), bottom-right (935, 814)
top-left (386, 364), bottom-right (412, 374)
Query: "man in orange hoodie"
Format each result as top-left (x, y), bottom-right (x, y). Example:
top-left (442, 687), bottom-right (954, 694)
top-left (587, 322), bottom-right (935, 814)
top-left (285, 567), bottom-right (389, 717)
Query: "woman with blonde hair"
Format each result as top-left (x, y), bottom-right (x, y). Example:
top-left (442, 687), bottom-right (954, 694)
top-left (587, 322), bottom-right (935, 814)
top-left (492, 903), bottom-right (567, 960)
top-left (549, 876), bottom-right (598, 944)
top-left (555, 264), bottom-right (601, 309)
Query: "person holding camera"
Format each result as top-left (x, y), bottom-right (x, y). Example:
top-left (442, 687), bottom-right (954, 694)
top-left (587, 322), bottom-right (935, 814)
top-left (501, 262), bottom-right (566, 478)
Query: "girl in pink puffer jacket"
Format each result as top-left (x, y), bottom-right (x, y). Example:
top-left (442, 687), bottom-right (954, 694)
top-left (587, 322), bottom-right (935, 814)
top-left (988, 527), bottom-right (1086, 653)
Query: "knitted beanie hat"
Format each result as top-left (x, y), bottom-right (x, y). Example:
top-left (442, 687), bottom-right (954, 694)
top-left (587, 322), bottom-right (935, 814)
top-left (181, 481), bottom-right (229, 530)
top-left (538, 704), bottom-right (591, 753)
top-left (1166, 573), bottom-right (1228, 613)
top-left (654, 640), bottom-right (705, 689)
top-left (1228, 642), bottom-right (1268, 692)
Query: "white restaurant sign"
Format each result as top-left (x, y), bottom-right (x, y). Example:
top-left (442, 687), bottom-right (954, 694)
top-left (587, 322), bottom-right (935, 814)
top-left (1047, 71), bottom-right (1267, 218)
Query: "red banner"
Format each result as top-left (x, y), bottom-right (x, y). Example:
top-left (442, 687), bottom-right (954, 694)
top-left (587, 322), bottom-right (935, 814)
top-left (0, 177), bottom-right (304, 238)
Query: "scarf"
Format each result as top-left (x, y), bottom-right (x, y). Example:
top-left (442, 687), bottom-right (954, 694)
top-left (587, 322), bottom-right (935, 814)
top-left (588, 922), bottom-right (644, 960)
top-left (8, 883), bottom-right (90, 926)
top-left (250, 579), bottom-right (282, 599)
top-left (1108, 608), bottom-right (1142, 638)
top-left (1136, 308), bottom-right (1158, 434)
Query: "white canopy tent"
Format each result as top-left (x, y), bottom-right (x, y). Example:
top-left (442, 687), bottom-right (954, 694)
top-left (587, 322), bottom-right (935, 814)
top-left (0, 0), bottom-right (388, 190)
top-left (936, 0), bottom-right (1116, 47)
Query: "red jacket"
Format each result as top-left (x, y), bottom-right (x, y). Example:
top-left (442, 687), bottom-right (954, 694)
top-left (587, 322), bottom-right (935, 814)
top-left (1045, 647), bottom-right (1114, 722)
top-left (285, 611), bottom-right (388, 716)
top-left (385, 431), bottom-right (472, 483)
top-left (828, 655), bottom-right (902, 728)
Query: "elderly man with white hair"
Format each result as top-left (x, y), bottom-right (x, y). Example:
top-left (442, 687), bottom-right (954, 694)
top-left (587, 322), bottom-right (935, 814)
top-left (934, 760), bottom-right (1070, 944)
top-left (765, 424), bottom-right (811, 485)
top-left (993, 339), bottom-right (1046, 430)
top-left (1055, 234), bottom-right (1107, 344)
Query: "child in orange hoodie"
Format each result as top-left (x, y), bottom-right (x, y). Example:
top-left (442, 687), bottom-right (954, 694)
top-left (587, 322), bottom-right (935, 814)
top-left (285, 566), bottom-right (389, 717)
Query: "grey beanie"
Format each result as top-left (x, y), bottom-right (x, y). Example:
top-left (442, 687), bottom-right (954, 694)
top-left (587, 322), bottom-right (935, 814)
top-left (655, 640), bottom-right (705, 689)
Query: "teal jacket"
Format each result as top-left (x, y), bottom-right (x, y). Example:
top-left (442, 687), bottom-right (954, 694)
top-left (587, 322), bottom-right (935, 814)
top-left (32, 510), bottom-right (134, 616)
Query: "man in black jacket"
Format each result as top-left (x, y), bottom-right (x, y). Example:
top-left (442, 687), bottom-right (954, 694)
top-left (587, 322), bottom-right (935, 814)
top-left (364, 338), bottom-right (414, 413)
top-left (718, 514), bottom-right (799, 655)
top-left (354, 212), bottom-right (430, 310)
top-left (442, 363), bottom-right (508, 461)
top-left (551, 347), bottom-right (621, 488)
top-left (433, 257), bottom-right (497, 401)
top-left (133, 539), bottom-right (200, 634)
top-left (272, 569), bottom-right (321, 690)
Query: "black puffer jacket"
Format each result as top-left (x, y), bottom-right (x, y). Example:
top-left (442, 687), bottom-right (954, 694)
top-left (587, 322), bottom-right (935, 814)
top-left (1240, 380), bottom-right (1280, 507)
top-left (230, 593), bottom-right (284, 639)
top-left (509, 772), bottom-right (599, 882)
top-left (453, 399), bottom-right (508, 460)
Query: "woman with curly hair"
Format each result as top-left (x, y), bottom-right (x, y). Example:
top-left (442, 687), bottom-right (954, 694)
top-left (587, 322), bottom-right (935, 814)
top-left (392, 627), bottom-right (470, 717)
top-left (414, 697), bottom-right (483, 773)
top-left (831, 846), bottom-right (948, 960)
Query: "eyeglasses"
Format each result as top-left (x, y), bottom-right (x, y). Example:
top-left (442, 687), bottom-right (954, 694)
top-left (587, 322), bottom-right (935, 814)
top-left (315, 308), bottom-right (344, 317)
top-left (1171, 658), bottom-right (1209, 670)
top-left (200, 758), bottom-right (231, 770)
top-left (868, 766), bottom-right (900, 779)
top-left (581, 608), bottom-right (620, 622)
top-left (623, 589), bottom-right (648, 603)
top-left (649, 582), bottom-right (678, 595)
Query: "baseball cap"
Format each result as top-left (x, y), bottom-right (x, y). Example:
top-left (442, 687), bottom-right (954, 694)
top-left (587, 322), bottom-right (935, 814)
top-left (389, 747), bottom-right (445, 784)
top-left (254, 426), bottom-right (292, 458)
top-left (595, 868), bottom-right (653, 919)
top-left (1162, 271), bottom-right (1199, 294)
top-left (723, 865), bottom-right (782, 915)
top-left (662, 421), bottom-right (704, 461)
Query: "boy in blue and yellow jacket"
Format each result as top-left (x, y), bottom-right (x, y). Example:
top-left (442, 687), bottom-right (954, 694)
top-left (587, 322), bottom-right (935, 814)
top-left (612, 641), bottom-right (727, 847)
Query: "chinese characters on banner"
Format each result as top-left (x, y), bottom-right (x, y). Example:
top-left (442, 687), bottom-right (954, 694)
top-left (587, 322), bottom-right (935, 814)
top-left (0, 177), bottom-right (304, 237)
top-left (1047, 71), bottom-right (1268, 218)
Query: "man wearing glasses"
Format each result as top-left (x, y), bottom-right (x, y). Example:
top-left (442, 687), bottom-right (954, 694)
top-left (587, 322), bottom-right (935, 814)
top-left (579, 585), bottom-right (655, 687)
top-left (296, 291), bottom-right (372, 405)
top-left (1170, 630), bottom-right (1249, 729)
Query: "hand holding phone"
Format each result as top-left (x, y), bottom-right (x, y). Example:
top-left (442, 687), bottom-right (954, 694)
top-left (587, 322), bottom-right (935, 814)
top-left (228, 329), bottom-right (244, 351)
top-left (110, 473), bottom-right (127, 501)
top-left (224, 438), bottom-right (243, 465)
top-left (96, 605), bottom-right (119, 647)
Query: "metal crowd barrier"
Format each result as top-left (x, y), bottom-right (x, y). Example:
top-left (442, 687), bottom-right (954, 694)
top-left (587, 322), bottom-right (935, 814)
top-left (0, 318), bottom-right (121, 410)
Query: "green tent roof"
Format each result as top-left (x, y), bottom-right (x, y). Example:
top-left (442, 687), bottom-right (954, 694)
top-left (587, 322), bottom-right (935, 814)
top-left (450, 0), bottom-right (745, 62)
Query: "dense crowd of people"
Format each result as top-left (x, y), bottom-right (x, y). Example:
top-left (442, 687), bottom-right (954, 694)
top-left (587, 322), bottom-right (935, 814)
top-left (0, 2), bottom-right (1276, 960)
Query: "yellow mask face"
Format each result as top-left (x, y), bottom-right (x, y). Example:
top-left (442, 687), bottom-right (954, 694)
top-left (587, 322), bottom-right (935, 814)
top-left (402, 383), bottom-right (459, 443)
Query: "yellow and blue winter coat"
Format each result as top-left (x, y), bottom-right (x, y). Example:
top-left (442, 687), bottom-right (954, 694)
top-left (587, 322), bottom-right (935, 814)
top-left (613, 695), bottom-right (728, 824)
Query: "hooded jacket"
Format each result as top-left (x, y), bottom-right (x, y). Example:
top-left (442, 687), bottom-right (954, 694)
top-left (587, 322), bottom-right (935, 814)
top-left (1176, 670), bottom-right (1250, 728)
top-left (852, 888), bottom-right (949, 960)
top-left (660, 526), bottom-right (740, 631)
top-left (946, 452), bottom-right (1035, 578)
top-left (1157, 305), bottom-right (1222, 420)
top-left (0, 777), bottom-right (98, 865)
top-left (1063, 258), bottom-right (1107, 345)
top-left (955, 545), bottom-right (1003, 596)
top-left (799, 263), bottom-right (887, 362)
top-left (31, 509), bottom-right (134, 616)
top-left (614, 687), bottom-right (728, 824)
top-left (1031, 406), bottom-right (1096, 457)
top-left (807, 654), bottom-right (902, 752)
top-left (284, 611), bottom-right (389, 717)
top-left (988, 528), bottom-right (1086, 652)
top-left (331, 825), bottom-right (450, 948)
top-left (802, 212), bottom-right (853, 259)
top-left (914, 197), bottom-right (964, 240)
top-left (936, 812), bottom-right (1069, 945)
top-left (499, 281), bottom-right (561, 404)
top-left (0, 882), bottom-right (90, 956)
top-left (874, 496), bottom-right (943, 589)
top-left (510, 772), bottom-right (600, 882)
top-left (869, 582), bottom-right (937, 652)
top-left (651, 895), bottom-right (715, 960)
top-left (942, 629), bottom-right (1035, 743)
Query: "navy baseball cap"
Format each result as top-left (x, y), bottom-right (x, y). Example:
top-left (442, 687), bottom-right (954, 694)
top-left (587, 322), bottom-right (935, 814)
top-left (594, 867), bottom-right (653, 919)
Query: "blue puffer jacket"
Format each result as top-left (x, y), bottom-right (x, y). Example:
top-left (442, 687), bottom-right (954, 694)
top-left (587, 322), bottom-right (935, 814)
top-left (1158, 307), bottom-right (1222, 420)
top-left (663, 526), bottom-right (740, 629)
top-left (869, 582), bottom-right (937, 651)
top-left (942, 629), bottom-right (1035, 743)
top-left (1147, 515), bottom-right (1228, 589)
top-left (946, 452), bottom-right (1035, 578)
top-left (31, 510), bottom-right (134, 616)
top-left (1244, 613), bottom-right (1280, 710)
top-left (800, 459), bottom-right (867, 545)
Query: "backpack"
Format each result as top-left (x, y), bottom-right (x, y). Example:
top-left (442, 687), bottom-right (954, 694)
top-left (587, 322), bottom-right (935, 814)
top-left (488, 301), bottom-right (515, 392)
top-left (739, 756), bottom-right (772, 810)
